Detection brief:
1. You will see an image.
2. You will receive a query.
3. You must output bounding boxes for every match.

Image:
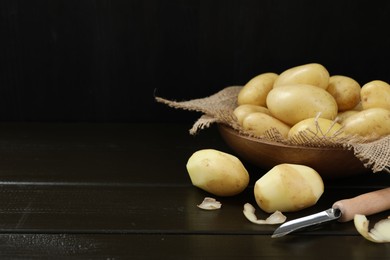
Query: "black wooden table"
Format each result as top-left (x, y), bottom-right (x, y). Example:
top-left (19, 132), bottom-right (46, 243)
top-left (0, 122), bottom-right (389, 259)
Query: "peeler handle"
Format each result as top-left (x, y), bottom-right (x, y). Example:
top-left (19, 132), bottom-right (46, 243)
top-left (332, 187), bottom-right (390, 222)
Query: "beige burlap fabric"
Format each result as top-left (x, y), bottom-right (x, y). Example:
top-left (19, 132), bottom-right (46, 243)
top-left (155, 86), bottom-right (242, 135)
top-left (155, 86), bottom-right (390, 173)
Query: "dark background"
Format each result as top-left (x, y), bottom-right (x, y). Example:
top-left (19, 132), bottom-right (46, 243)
top-left (1, 0), bottom-right (389, 123)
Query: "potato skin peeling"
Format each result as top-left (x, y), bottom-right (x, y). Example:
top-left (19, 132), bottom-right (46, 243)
top-left (254, 164), bottom-right (324, 213)
top-left (186, 149), bottom-right (250, 197)
top-left (243, 203), bottom-right (287, 225)
top-left (197, 197), bottom-right (222, 210)
top-left (354, 214), bottom-right (390, 243)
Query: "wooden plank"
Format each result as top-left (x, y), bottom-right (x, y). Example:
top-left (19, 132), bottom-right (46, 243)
top-left (0, 183), bottom-right (388, 235)
top-left (0, 233), bottom-right (389, 259)
top-left (0, 122), bottom-right (388, 259)
top-left (0, 122), bottom-right (387, 186)
top-left (0, 123), bottom-right (230, 184)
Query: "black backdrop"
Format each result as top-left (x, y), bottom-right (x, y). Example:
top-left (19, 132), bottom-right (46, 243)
top-left (1, 0), bottom-right (389, 122)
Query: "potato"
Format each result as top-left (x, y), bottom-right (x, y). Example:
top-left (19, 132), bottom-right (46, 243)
top-left (233, 104), bottom-right (271, 125)
top-left (326, 75), bottom-right (361, 111)
top-left (288, 117), bottom-right (344, 141)
top-left (273, 63), bottom-right (330, 89)
top-left (336, 110), bottom-right (359, 123)
top-left (266, 84), bottom-right (338, 126)
top-left (186, 149), bottom-right (249, 197)
top-left (353, 101), bottom-right (364, 111)
top-left (361, 80), bottom-right (390, 111)
top-left (342, 108), bottom-right (390, 138)
top-left (254, 164), bottom-right (324, 213)
top-left (242, 112), bottom-right (291, 139)
top-left (237, 72), bottom-right (278, 106)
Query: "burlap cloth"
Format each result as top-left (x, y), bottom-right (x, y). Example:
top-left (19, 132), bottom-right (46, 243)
top-left (155, 86), bottom-right (390, 173)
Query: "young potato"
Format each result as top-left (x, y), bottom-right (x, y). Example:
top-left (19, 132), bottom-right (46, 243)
top-left (266, 84), bottom-right (338, 126)
top-left (254, 164), bottom-right (324, 213)
top-left (326, 75), bottom-right (361, 111)
top-left (336, 110), bottom-right (359, 123)
top-left (361, 80), bottom-right (390, 111)
top-left (288, 117), bottom-right (344, 141)
top-left (273, 63), bottom-right (330, 89)
top-left (353, 101), bottom-right (364, 111)
top-left (237, 72), bottom-right (278, 106)
top-left (233, 104), bottom-right (271, 125)
top-left (342, 108), bottom-right (390, 138)
top-left (242, 112), bottom-right (291, 139)
top-left (186, 149), bottom-right (250, 197)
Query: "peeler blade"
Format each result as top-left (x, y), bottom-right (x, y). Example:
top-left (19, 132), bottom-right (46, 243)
top-left (272, 208), bottom-right (342, 238)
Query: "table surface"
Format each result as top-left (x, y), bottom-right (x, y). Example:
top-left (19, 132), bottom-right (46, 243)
top-left (0, 122), bottom-right (389, 259)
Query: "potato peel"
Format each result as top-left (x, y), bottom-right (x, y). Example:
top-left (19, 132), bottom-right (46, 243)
top-left (354, 214), bottom-right (390, 243)
top-left (243, 203), bottom-right (286, 224)
top-left (197, 197), bottom-right (222, 210)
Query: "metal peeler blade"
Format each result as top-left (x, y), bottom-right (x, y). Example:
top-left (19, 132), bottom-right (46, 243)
top-left (272, 208), bottom-right (342, 238)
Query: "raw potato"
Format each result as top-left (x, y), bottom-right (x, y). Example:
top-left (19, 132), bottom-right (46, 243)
top-left (242, 112), bottom-right (291, 139)
top-left (237, 72), bottom-right (278, 106)
top-left (326, 75), bottom-right (361, 111)
top-left (342, 108), bottom-right (390, 138)
top-left (336, 110), bottom-right (359, 123)
top-left (273, 63), bottom-right (330, 89)
top-left (186, 149), bottom-right (249, 197)
top-left (254, 164), bottom-right (324, 213)
top-left (353, 102), bottom-right (363, 111)
top-left (266, 84), bottom-right (338, 126)
top-left (288, 117), bottom-right (344, 141)
top-left (233, 104), bottom-right (271, 125)
top-left (360, 80), bottom-right (390, 111)
top-left (354, 214), bottom-right (390, 243)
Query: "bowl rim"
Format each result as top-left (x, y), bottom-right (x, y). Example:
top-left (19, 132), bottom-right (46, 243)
top-left (218, 124), bottom-right (347, 151)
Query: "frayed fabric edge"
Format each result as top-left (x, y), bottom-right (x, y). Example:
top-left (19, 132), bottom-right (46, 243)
top-left (189, 115), bottom-right (218, 135)
top-left (348, 136), bottom-right (390, 173)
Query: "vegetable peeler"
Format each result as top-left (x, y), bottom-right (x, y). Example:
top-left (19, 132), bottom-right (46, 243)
top-left (272, 187), bottom-right (390, 238)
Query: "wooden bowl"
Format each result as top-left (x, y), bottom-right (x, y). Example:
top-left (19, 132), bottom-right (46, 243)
top-left (218, 124), bottom-right (370, 179)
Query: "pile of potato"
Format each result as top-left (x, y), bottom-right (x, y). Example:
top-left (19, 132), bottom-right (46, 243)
top-left (234, 63), bottom-right (390, 142)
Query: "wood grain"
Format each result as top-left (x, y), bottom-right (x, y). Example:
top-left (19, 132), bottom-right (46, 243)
top-left (0, 123), bottom-right (388, 258)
